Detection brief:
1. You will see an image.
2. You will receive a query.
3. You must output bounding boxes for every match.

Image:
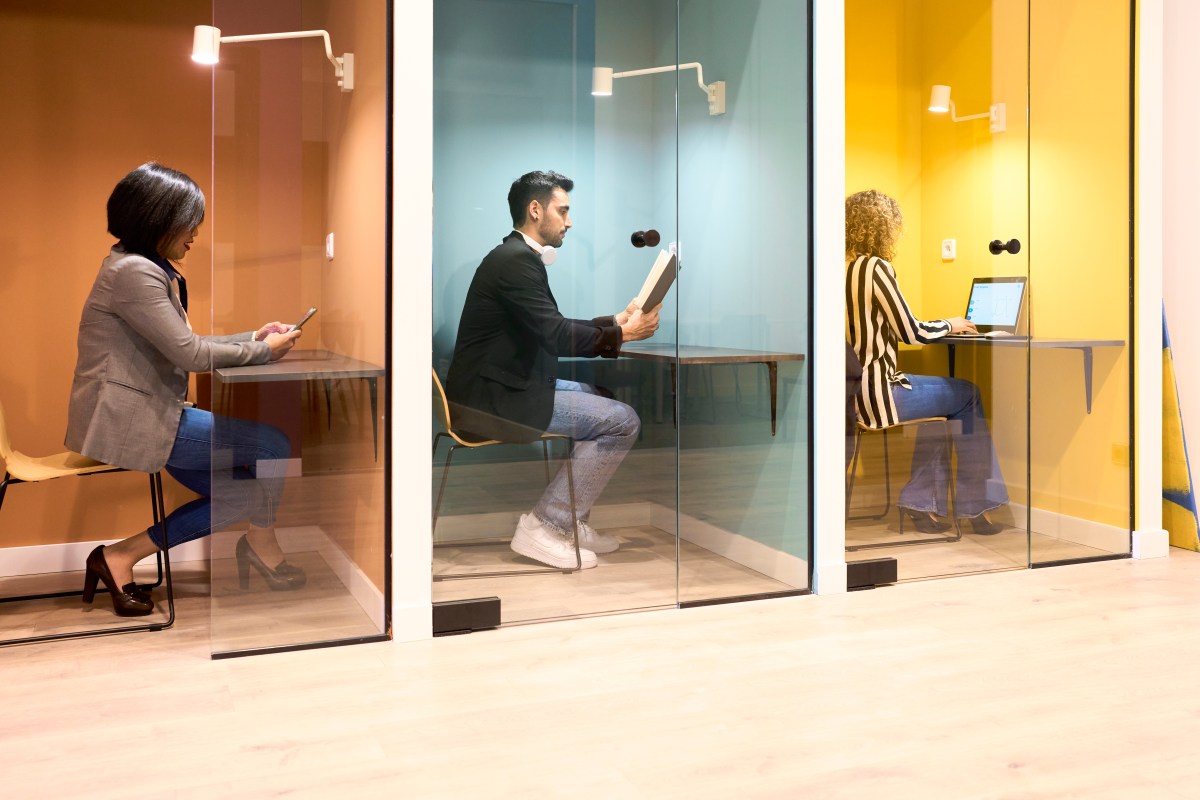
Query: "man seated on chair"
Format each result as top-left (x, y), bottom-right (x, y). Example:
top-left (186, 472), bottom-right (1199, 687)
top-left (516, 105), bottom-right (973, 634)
top-left (445, 170), bottom-right (661, 569)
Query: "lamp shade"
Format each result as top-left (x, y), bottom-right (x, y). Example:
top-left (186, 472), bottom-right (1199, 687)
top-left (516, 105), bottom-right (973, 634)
top-left (928, 84), bottom-right (951, 113)
top-left (192, 25), bottom-right (222, 64)
top-left (591, 67), bottom-right (613, 96)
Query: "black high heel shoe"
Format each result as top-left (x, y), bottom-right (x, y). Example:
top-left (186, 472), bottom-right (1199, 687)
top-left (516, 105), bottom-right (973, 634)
top-left (235, 535), bottom-right (306, 591)
top-left (82, 546), bottom-right (155, 617)
top-left (900, 508), bottom-right (951, 534)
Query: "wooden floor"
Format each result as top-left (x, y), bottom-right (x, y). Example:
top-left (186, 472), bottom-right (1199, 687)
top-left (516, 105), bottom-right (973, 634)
top-left (3, 550), bottom-right (1200, 798)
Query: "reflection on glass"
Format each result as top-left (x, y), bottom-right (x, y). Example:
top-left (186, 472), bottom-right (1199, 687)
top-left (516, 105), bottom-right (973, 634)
top-left (208, 0), bottom-right (388, 655)
top-left (432, 0), bottom-right (812, 624)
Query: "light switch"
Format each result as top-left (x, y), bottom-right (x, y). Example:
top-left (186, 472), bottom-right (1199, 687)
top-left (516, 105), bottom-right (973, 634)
top-left (941, 239), bottom-right (956, 260)
top-left (325, 232), bottom-right (335, 261)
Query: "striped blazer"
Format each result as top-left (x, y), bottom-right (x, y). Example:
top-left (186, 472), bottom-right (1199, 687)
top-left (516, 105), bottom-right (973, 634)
top-left (846, 255), bottom-right (951, 429)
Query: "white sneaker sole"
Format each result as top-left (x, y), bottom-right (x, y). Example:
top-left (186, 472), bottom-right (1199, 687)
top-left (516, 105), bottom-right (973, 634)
top-left (510, 531), bottom-right (597, 570)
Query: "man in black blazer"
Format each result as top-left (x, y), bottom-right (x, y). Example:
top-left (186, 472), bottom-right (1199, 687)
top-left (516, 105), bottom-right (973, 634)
top-left (446, 170), bottom-right (660, 569)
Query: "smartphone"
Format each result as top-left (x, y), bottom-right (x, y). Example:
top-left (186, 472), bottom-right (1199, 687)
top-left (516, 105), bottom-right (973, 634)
top-left (291, 306), bottom-right (317, 331)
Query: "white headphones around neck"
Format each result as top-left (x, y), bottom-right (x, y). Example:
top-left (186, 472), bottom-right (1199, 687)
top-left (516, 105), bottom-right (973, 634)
top-left (541, 245), bottom-right (557, 266)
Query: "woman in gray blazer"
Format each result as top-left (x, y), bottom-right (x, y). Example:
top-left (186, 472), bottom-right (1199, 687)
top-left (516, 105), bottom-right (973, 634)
top-left (67, 163), bottom-right (304, 616)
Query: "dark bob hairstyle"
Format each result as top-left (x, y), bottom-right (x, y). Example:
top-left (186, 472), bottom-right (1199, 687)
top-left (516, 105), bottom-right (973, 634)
top-left (107, 162), bottom-right (205, 260)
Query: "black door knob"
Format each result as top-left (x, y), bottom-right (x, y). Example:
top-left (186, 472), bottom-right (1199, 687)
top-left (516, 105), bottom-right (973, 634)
top-left (631, 229), bottom-right (661, 248)
top-left (989, 238), bottom-right (1021, 255)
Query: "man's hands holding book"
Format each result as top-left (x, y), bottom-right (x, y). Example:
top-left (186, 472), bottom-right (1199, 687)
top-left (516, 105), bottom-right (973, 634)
top-left (617, 299), bottom-right (661, 342)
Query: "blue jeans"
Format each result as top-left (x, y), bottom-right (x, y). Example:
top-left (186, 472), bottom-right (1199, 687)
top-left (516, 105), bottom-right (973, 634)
top-left (146, 407), bottom-right (291, 549)
top-left (891, 375), bottom-right (1008, 518)
top-left (532, 379), bottom-right (640, 532)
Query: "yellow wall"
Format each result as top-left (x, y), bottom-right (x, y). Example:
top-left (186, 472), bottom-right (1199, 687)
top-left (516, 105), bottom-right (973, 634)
top-left (846, 0), bottom-right (1131, 528)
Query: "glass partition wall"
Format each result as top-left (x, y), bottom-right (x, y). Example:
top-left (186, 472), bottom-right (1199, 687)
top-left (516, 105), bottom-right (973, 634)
top-left (432, 0), bottom-right (812, 625)
top-left (206, 0), bottom-right (391, 656)
top-left (844, 0), bottom-right (1132, 580)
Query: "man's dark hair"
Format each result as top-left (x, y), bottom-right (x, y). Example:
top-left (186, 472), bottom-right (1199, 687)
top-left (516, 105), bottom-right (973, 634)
top-left (107, 162), bottom-right (205, 259)
top-left (507, 170), bottom-right (574, 227)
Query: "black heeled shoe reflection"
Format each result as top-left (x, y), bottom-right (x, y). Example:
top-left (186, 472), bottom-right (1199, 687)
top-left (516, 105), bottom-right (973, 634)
top-left (82, 546), bottom-right (155, 617)
top-left (235, 535), bottom-right (307, 591)
top-left (899, 508), bottom-right (951, 534)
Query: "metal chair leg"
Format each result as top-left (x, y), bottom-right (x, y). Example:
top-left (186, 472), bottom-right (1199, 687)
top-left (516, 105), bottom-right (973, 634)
top-left (431, 437), bottom-right (456, 535)
top-left (846, 428), bottom-right (891, 521)
top-left (0, 470), bottom-right (174, 646)
top-left (563, 437), bottom-right (581, 570)
top-left (847, 421), bottom-right (961, 552)
top-left (542, 439), bottom-right (551, 484)
top-left (432, 434), bottom-right (583, 581)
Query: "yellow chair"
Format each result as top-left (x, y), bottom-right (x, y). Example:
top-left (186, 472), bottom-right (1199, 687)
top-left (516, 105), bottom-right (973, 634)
top-left (845, 416), bottom-right (962, 551)
top-left (0, 400), bottom-right (173, 645)
top-left (431, 369), bottom-right (583, 580)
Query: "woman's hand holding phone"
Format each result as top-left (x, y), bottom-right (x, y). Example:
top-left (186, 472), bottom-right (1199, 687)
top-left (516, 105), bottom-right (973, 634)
top-left (264, 328), bottom-right (302, 361)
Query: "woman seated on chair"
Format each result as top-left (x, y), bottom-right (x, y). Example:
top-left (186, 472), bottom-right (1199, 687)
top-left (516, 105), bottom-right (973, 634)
top-left (845, 189), bottom-right (1008, 534)
top-left (65, 162), bottom-right (306, 617)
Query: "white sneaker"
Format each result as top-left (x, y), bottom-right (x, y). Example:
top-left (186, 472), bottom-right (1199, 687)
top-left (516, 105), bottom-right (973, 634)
top-left (511, 514), bottom-right (597, 569)
top-left (575, 520), bottom-right (620, 554)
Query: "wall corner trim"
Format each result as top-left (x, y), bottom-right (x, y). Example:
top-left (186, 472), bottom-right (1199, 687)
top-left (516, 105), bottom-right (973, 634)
top-left (1131, 528), bottom-right (1170, 559)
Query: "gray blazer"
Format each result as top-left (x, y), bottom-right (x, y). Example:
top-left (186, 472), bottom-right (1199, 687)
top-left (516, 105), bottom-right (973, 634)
top-left (65, 247), bottom-right (271, 472)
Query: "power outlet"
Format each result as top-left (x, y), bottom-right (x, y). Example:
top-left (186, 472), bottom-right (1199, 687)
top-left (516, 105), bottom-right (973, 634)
top-left (325, 232), bottom-right (335, 261)
top-left (941, 239), bottom-right (956, 260)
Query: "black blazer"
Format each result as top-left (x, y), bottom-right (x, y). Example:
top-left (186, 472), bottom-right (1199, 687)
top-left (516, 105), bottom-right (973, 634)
top-left (446, 233), bottom-right (624, 442)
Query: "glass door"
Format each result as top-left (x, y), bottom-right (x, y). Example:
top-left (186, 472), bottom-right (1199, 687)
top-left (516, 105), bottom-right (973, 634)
top-left (430, 0), bottom-right (682, 623)
top-left (431, 0), bottom-right (813, 625)
top-left (207, 0), bottom-right (391, 656)
top-left (672, 1), bottom-right (813, 605)
top-left (1026, 0), bottom-right (1133, 566)
top-left (844, 0), bottom-right (1033, 579)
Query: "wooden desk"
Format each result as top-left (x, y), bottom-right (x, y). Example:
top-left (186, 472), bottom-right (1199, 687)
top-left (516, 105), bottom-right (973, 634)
top-left (938, 337), bottom-right (1125, 414)
top-left (618, 343), bottom-right (805, 435)
top-left (216, 349), bottom-right (385, 456)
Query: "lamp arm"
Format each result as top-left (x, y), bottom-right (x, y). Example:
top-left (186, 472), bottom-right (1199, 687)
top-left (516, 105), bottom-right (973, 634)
top-left (612, 62), bottom-right (709, 96)
top-left (948, 100), bottom-right (990, 123)
top-left (219, 30), bottom-right (340, 71)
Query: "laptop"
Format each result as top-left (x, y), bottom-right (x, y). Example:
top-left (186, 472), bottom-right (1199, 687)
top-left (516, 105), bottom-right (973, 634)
top-left (943, 276), bottom-right (1028, 339)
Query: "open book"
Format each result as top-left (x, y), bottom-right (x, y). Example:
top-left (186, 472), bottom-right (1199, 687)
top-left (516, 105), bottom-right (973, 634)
top-left (634, 249), bottom-right (677, 311)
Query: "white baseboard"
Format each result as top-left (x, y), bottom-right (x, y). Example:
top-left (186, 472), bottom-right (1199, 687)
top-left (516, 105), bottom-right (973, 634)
top-left (648, 504), bottom-right (809, 586)
top-left (1008, 502), bottom-right (1131, 554)
top-left (1132, 528), bottom-right (1170, 559)
top-left (1, 527), bottom-right (385, 631)
top-left (0, 538), bottom-right (211, 576)
top-left (436, 501), bottom-right (809, 587)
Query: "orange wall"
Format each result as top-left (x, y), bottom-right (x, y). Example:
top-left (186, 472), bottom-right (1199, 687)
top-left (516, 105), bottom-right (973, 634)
top-left (0, 0), bottom-right (212, 547)
top-left (0, 1), bottom-right (388, 586)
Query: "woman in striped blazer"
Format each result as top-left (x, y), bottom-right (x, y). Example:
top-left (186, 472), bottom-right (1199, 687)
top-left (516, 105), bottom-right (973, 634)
top-left (846, 190), bottom-right (1008, 534)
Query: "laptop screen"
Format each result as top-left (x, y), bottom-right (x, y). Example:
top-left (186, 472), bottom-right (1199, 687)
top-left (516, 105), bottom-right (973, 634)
top-left (965, 277), bottom-right (1026, 330)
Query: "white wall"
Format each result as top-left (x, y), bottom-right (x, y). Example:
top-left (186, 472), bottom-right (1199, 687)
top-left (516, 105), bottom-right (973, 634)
top-left (1163, 0), bottom-right (1200, 456)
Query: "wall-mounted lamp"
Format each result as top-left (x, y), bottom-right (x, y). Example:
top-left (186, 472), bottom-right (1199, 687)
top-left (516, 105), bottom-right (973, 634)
top-left (928, 84), bottom-right (1005, 133)
top-left (592, 63), bottom-right (726, 115)
top-left (191, 25), bottom-right (354, 92)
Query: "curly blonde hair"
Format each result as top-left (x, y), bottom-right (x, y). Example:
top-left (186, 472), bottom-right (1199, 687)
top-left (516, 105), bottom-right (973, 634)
top-left (846, 190), bottom-right (903, 261)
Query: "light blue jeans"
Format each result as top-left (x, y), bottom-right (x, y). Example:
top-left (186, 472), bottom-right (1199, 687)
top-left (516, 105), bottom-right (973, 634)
top-left (892, 375), bottom-right (1008, 519)
top-left (532, 379), bottom-right (640, 532)
top-left (145, 407), bottom-right (291, 549)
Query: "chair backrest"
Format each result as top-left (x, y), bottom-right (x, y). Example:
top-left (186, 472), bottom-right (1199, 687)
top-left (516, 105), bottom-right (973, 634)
top-left (0, 400), bottom-right (13, 462)
top-left (431, 369), bottom-right (454, 433)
